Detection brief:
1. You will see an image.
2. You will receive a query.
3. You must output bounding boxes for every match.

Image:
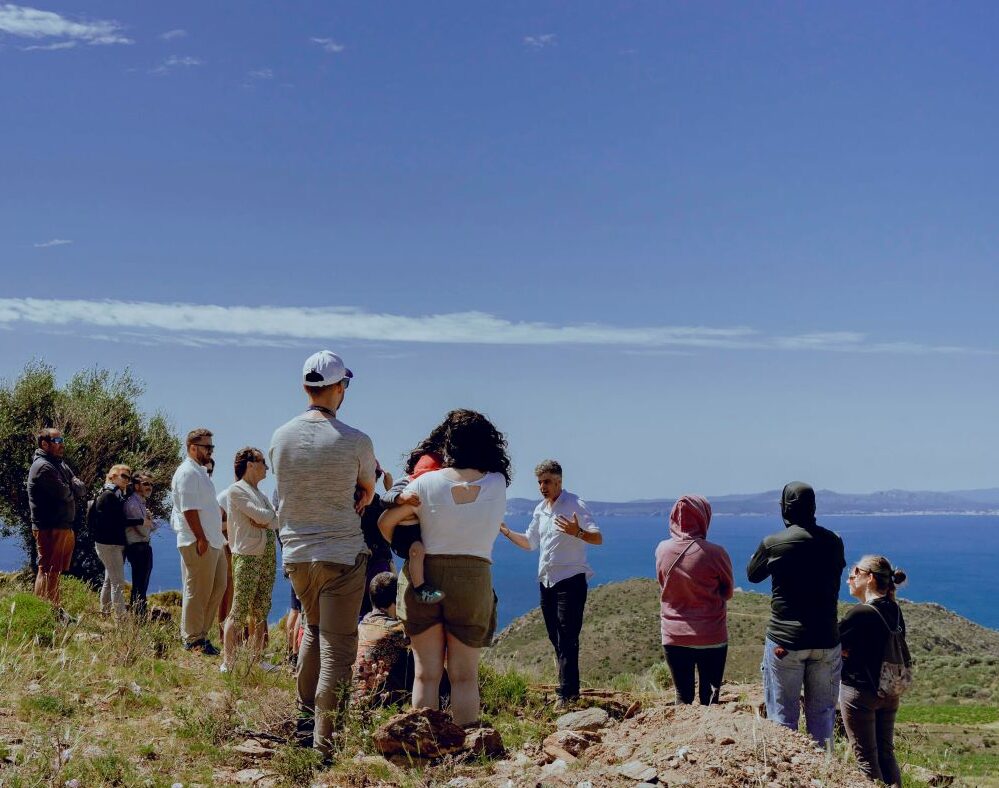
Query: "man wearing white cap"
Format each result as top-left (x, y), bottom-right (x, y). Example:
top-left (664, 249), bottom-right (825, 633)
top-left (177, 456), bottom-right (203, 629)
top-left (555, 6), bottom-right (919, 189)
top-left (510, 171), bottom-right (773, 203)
top-left (269, 350), bottom-right (377, 755)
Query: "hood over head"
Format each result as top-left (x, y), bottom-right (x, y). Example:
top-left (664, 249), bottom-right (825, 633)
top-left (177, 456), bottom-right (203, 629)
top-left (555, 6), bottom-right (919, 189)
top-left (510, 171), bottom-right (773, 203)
top-left (669, 494), bottom-right (712, 539)
top-left (781, 481), bottom-right (817, 528)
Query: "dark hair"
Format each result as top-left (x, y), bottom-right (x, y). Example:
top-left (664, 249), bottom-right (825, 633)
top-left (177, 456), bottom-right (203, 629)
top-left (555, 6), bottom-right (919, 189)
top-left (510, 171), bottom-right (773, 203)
top-left (36, 427), bottom-right (60, 447)
top-left (186, 427), bottom-right (213, 448)
top-left (437, 409), bottom-right (512, 486)
top-left (368, 572), bottom-right (398, 611)
top-left (233, 447), bottom-right (262, 481)
top-left (535, 459), bottom-right (562, 478)
top-left (403, 421), bottom-right (449, 475)
top-left (856, 554), bottom-right (908, 601)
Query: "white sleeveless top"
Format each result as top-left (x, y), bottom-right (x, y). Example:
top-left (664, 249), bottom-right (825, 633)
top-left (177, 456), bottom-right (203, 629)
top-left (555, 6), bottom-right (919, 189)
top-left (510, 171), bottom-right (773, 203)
top-left (402, 469), bottom-right (506, 561)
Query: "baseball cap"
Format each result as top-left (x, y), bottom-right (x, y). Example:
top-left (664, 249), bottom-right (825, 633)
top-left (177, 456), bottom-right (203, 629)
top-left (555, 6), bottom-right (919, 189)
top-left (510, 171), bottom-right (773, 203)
top-left (302, 350), bottom-right (353, 387)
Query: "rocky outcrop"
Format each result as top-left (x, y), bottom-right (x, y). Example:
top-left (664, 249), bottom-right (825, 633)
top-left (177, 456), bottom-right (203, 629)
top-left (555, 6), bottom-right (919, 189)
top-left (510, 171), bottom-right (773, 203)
top-left (372, 708), bottom-right (466, 762)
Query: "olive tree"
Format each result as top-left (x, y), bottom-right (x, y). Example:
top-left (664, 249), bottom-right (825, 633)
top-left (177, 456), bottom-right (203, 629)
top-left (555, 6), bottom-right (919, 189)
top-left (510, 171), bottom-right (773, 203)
top-left (0, 362), bottom-right (181, 586)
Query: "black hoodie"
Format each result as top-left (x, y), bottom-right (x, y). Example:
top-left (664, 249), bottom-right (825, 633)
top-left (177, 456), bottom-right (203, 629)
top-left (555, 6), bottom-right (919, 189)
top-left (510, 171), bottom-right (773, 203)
top-left (746, 482), bottom-right (846, 649)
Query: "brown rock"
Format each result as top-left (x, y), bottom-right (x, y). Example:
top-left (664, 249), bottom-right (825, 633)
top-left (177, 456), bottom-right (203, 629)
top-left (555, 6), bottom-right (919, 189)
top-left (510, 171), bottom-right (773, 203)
top-left (719, 737), bottom-right (736, 745)
top-left (463, 726), bottom-right (505, 757)
top-left (372, 707), bottom-right (466, 761)
top-left (543, 729), bottom-right (601, 762)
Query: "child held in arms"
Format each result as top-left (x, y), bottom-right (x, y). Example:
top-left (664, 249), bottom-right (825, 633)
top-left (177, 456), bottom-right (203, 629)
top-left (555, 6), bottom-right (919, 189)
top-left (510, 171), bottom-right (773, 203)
top-left (382, 454), bottom-right (445, 604)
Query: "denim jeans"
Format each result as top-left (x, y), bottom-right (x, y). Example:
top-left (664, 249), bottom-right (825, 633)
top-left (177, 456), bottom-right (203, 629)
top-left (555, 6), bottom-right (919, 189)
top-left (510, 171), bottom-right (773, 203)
top-left (761, 638), bottom-right (841, 746)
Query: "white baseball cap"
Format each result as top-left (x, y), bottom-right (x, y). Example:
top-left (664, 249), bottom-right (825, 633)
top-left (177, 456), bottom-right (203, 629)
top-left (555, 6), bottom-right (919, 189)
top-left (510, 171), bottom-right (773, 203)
top-left (302, 350), bottom-right (353, 387)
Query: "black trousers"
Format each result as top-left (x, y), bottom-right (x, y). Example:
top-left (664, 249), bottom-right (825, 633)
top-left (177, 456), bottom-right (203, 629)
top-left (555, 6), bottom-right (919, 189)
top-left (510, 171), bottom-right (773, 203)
top-left (663, 644), bottom-right (728, 705)
top-left (540, 573), bottom-right (588, 700)
top-left (124, 542), bottom-right (153, 616)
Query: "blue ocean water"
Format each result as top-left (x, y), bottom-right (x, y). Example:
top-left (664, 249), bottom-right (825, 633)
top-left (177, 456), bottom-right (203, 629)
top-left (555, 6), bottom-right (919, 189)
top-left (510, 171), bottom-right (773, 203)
top-left (3, 514), bottom-right (996, 631)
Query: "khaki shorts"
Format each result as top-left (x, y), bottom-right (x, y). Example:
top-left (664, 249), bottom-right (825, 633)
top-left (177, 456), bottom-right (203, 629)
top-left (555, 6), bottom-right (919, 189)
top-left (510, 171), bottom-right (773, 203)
top-left (398, 554), bottom-right (497, 648)
top-left (34, 528), bottom-right (75, 573)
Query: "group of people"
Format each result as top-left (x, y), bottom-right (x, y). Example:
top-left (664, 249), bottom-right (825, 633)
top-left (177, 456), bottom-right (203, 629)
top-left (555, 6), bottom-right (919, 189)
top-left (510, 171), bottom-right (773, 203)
top-left (658, 483), bottom-right (909, 787)
top-left (24, 348), bottom-right (910, 785)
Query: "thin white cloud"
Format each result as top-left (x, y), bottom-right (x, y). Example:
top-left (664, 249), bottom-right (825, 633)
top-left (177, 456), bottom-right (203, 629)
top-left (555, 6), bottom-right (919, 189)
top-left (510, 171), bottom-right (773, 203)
top-left (151, 54), bottom-right (202, 74)
top-left (523, 33), bottom-right (557, 50)
top-left (23, 39), bottom-right (74, 50)
top-left (247, 67), bottom-right (273, 80)
top-left (159, 28), bottom-right (186, 41)
top-left (0, 3), bottom-right (132, 46)
top-left (0, 298), bottom-right (990, 356)
top-left (33, 238), bottom-right (72, 248)
top-left (310, 37), bottom-right (344, 53)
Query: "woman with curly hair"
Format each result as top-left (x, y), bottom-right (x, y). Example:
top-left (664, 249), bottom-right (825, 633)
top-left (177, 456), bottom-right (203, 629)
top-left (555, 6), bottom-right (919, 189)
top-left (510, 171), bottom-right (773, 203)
top-left (379, 409), bottom-right (510, 726)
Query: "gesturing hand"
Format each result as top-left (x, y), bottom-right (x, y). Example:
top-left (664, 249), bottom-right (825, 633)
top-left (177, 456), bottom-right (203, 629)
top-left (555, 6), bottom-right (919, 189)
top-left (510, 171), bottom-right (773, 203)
top-left (555, 513), bottom-right (582, 538)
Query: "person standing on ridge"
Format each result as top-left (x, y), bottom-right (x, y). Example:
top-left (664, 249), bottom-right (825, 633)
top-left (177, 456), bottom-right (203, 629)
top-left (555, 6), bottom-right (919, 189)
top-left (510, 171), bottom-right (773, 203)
top-left (171, 428), bottom-right (227, 655)
top-left (26, 427), bottom-right (86, 612)
top-left (747, 481), bottom-right (846, 748)
top-left (270, 350), bottom-right (376, 757)
top-left (500, 459), bottom-right (602, 707)
top-left (123, 472), bottom-right (156, 617)
top-left (92, 464), bottom-right (136, 618)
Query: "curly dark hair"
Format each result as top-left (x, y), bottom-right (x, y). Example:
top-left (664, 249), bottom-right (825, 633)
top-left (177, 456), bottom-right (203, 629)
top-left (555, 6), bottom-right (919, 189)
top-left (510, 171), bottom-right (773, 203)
top-left (403, 421), bottom-right (449, 475)
top-left (437, 409), bottom-right (512, 486)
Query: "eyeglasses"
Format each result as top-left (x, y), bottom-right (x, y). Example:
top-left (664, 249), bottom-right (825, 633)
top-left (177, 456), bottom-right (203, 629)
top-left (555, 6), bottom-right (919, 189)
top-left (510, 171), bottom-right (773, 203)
top-left (46, 436), bottom-right (65, 444)
top-left (120, 474), bottom-right (132, 481)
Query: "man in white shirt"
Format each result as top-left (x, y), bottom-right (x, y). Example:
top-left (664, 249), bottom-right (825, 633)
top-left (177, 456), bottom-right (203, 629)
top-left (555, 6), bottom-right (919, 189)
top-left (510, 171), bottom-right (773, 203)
top-left (500, 459), bottom-right (602, 705)
top-left (171, 428), bottom-right (227, 655)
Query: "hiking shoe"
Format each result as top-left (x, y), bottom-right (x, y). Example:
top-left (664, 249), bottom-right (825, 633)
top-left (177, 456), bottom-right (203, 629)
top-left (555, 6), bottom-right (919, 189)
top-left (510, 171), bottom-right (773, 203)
top-left (183, 640), bottom-right (203, 652)
top-left (200, 640), bottom-right (221, 656)
top-left (415, 584), bottom-right (445, 604)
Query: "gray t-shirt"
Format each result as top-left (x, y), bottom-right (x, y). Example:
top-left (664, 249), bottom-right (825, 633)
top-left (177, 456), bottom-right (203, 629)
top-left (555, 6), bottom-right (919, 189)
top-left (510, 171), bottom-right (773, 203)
top-left (269, 411), bottom-right (376, 566)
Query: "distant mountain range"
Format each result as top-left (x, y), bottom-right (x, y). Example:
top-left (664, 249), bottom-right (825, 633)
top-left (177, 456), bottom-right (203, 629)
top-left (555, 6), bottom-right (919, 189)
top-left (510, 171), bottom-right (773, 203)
top-left (505, 487), bottom-right (999, 517)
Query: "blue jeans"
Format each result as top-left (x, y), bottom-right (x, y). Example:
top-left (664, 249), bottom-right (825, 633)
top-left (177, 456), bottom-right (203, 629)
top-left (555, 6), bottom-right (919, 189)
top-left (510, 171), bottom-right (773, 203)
top-left (761, 638), bottom-right (841, 746)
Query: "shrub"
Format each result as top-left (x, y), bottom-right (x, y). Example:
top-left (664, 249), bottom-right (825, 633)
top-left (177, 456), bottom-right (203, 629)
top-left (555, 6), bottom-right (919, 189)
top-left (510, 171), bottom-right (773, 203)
top-left (0, 592), bottom-right (58, 646)
top-left (479, 663), bottom-right (529, 715)
top-left (59, 575), bottom-right (97, 619)
top-left (648, 661), bottom-right (674, 691)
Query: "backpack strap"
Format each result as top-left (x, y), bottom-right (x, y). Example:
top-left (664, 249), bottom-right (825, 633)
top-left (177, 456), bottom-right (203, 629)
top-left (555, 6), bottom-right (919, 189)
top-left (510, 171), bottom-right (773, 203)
top-left (862, 602), bottom-right (903, 634)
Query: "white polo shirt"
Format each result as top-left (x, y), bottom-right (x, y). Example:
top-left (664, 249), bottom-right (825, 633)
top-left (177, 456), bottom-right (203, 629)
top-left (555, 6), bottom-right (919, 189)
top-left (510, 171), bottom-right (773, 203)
top-left (526, 490), bottom-right (599, 587)
top-left (170, 457), bottom-right (225, 549)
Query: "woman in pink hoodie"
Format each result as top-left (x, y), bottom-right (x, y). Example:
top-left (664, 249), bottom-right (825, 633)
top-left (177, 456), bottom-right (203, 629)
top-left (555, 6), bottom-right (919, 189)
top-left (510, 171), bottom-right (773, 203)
top-left (655, 495), bottom-right (734, 704)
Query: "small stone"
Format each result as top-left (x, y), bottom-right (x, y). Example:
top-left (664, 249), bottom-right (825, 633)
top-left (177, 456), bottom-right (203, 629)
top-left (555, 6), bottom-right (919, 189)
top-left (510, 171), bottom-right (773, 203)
top-left (719, 737), bottom-right (736, 745)
top-left (810, 781), bottom-right (825, 787)
top-left (27, 682), bottom-right (42, 694)
top-left (541, 758), bottom-right (569, 777)
top-left (614, 744), bottom-right (634, 760)
top-left (556, 706), bottom-right (609, 731)
top-left (707, 764), bottom-right (725, 775)
top-left (231, 739), bottom-right (273, 757)
top-left (464, 726), bottom-right (505, 758)
top-left (445, 779), bottom-right (471, 788)
top-left (616, 760), bottom-right (657, 782)
top-left (675, 746), bottom-right (691, 760)
top-left (576, 782), bottom-right (594, 788)
top-left (233, 769), bottom-right (267, 784)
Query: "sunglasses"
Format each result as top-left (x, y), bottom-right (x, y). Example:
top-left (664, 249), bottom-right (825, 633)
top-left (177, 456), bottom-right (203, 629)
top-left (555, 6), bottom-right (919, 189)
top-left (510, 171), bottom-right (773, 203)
top-left (47, 436), bottom-right (65, 444)
top-left (194, 443), bottom-right (215, 452)
top-left (120, 474), bottom-right (132, 481)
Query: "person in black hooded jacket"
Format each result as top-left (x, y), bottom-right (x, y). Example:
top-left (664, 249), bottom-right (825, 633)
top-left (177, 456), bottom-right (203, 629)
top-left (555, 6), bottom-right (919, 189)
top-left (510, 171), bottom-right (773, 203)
top-left (747, 481), bottom-right (846, 747)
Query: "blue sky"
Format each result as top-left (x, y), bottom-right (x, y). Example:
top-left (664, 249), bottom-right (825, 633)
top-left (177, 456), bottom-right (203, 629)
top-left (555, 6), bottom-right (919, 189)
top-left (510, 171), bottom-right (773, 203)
top-left (2, 2), bottom-right (997, 501)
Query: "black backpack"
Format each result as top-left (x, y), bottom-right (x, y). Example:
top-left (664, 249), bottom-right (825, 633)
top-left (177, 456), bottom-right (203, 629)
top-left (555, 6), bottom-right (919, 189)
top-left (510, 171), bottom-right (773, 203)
top-left (864, 603), bottom-right (914, 698)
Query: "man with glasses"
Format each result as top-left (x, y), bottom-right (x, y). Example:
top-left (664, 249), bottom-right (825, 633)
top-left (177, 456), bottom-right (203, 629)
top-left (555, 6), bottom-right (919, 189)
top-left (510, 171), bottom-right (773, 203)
top-left (124, 473), bottom-right (156, 617)
top-left (27, 428), bottom-right (86, 610)
top-left (171, 428), bottom-right (227, 654)
top-left (270, 350), bottom-right (376, 756)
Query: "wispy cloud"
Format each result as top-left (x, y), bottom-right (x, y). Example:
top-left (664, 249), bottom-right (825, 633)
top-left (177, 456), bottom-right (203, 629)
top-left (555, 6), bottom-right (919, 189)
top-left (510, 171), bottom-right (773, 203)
top-left (159, 28), bottom-right (186, 41)
top-left (523, 33), bottom-right (557, 50)
top-left (151, 54), bottom-right (202, 74)
top-left (0, 3), bottom-right (132, 48)
top-left (247, 67), bottom-right (273, 80)
top-left (0, 298), bottom-right (990, 356)
top-left (310, 37), bottom-right (344, 53)
top-left (32, 238), bottom-right (72, 248)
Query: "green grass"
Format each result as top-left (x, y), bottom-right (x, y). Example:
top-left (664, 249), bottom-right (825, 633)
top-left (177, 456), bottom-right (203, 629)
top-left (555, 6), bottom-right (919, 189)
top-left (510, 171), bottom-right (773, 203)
top-left (0, 591), bottom-right (59, 645)
top-left (897, 704), bottom-right (999, 725)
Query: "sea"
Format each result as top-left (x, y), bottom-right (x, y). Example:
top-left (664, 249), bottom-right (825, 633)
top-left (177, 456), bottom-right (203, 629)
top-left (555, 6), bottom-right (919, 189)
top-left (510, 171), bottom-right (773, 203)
top-left (2, 514), bottom-right (996, 631)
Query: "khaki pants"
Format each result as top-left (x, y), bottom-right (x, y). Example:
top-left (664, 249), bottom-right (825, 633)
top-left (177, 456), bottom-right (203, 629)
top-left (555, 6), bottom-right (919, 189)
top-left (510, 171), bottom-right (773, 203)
top-left (286, 555), bottom-right (367, 754)
top-left (179, 544), bottom-right (228, 646)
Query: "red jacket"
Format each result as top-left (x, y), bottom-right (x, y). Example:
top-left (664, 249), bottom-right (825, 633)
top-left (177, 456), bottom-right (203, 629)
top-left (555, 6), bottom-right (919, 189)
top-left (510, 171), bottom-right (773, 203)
top-left (655, 495), bottom-right (734, 646)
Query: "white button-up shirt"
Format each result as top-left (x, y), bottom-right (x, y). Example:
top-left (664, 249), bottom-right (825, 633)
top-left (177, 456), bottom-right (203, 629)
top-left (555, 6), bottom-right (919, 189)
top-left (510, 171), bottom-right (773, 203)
top-left (170, 457), bottom-right (225, 549)
top-left (526, 490), bottom-right (599, 587)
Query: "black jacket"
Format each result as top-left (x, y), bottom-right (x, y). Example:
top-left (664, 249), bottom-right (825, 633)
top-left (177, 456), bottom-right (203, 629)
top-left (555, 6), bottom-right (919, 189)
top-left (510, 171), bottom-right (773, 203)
top-left (27, 449), bottom-right (84, 530)
top-left (746, 482), bottom-right (846, 649)
top-left (840, 597), bottom-right (906, 692)
top-left (92, 486), bottom-right (131, 546)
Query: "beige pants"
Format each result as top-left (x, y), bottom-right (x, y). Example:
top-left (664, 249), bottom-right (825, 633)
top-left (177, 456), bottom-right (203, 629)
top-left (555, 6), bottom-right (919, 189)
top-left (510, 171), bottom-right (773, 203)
top-left (286, 554), bottom-right (367, 754)
top-left (179, 544), bottom-right (228, 646)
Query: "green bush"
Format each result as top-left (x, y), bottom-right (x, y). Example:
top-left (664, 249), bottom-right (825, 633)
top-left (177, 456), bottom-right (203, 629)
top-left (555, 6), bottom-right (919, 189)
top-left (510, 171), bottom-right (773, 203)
top-left (479, 663), bottom-right (529, 714)
top-left (59, 575), bottom-right (97, 618)
top-left (648, 661), bottom-right (674, 690)
top-left (0, 592), bottom-right (58, 646)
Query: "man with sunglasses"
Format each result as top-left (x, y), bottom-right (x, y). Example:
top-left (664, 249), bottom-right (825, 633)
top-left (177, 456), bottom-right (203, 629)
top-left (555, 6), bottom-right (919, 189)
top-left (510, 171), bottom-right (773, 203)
top-left (27, 428), bottom-right (86, 609)
top-left (270, 350), bottom-right (376, 756)
top-left (171, 428), bottom-right (227, 655)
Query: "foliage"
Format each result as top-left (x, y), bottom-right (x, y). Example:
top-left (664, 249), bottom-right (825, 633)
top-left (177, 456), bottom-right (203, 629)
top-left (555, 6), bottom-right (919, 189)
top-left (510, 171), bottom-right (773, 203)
top-left (0, 361), bottom-right (181, 585)
top-left (478, 662), bottom-right (530, 714)
top-left (0, 592), bottom-right (58, 645)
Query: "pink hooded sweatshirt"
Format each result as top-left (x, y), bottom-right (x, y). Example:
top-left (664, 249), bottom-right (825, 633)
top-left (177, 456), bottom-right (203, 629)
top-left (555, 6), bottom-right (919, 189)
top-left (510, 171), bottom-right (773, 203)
top-left (655, 495), bottom-right (734, 646)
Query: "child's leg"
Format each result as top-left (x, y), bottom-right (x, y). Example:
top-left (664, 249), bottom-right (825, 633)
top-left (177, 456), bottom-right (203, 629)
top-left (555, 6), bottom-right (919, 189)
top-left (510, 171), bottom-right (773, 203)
top-left (408, 540), bottom-right (426, 587)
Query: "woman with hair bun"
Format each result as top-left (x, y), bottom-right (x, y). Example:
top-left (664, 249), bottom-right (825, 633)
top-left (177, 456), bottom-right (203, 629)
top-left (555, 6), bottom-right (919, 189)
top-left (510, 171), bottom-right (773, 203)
top-left (839, 555), bottom-right (909, 787)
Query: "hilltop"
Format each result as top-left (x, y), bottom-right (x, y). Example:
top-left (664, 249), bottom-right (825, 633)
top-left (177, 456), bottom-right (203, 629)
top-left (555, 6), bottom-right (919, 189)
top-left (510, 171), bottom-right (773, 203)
top-left (505, 487), bottom-right (999, 516)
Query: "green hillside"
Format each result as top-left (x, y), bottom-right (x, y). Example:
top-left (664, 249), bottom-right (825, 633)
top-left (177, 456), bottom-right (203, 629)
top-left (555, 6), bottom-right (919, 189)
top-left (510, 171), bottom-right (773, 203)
top-left (487, 578), bottom-right (999, 705)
